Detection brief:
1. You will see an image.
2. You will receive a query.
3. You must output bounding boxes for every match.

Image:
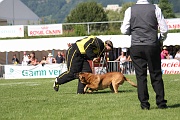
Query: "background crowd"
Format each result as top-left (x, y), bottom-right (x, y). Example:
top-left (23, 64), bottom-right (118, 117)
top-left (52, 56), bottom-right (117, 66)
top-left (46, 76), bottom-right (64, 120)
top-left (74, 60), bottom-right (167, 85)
top-left (10, 45), bottom-right (180, 69)
top-left (12, 51), bottom-right (65, 66)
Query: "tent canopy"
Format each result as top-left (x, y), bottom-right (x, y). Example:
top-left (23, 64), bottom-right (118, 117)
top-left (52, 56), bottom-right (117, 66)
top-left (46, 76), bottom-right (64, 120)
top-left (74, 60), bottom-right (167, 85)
top-left (0, 0), bottom-right (40, 25)
top-left (0, 33), bottom-right (179, 52)
top-left (0, 35), bottom-right (131, 52)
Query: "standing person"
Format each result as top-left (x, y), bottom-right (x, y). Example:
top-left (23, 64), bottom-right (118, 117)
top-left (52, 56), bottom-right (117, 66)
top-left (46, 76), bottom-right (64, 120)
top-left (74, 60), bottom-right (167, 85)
top-left (22, 51), bottom-right (29, 66)
top-left (53, 36), bottom-right (113, 94)
top-left (28, 52), bottom-right (38, 66)
top-left (12, 54), bottom-right (19, 64)
top-left (161, 46), bottom-right (170, 59)
top-left (115, 51), bottom-right (128, 74)
top-left (174, 50), bottom-right (180, 60)
top-left (46, 53), bottom-right (53, 64)
top-left (55, 51), bottom-right (65, 64)
top-left (121, 0), bottom-right (168, 110)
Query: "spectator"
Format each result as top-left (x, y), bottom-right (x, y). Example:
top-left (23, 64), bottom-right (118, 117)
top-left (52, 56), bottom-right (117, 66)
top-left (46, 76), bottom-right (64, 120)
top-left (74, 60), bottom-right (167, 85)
top-left (115, 51), bottom-right (127, 74)
top-left (46, 53), bottom-right (55, 64)
top-left (12, 54), bottom-right (19, 64)
top-left (174, 50), bottom-right (180, 60)
top-left (107, 50), bottom-right (116, 72)
top-left (22, 51), bottom-right (29, 66)
top-left (126, 55), bottom-right (135, 74)
top-left (52, 58), bottom-right (56, 63)
top-left (161, 47), bottom-right (170, 59)
top-left (55, 51), bottom-right (65, 63)
top-left (40, 56), bottom-right (47, 65)
top-left (28, 52), bottom-right (38, 65)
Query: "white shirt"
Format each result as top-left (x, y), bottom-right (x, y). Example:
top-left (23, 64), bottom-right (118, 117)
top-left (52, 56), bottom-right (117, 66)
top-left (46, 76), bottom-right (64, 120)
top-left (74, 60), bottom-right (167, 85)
top-left (120, 0), bottom-right (168, 39)
top-left (175, 53), bottom-right (180, 59)
top-left (22, 55), bottom-right (29, 66)
top-left (23, 55), bottom-right (29, 62)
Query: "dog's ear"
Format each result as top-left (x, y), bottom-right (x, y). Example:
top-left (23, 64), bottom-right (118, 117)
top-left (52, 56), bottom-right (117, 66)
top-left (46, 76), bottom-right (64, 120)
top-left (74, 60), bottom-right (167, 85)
top-left (79, 72), bottom-right (84, 75)
top-left (79, 76), bottom-right (87, 84)
top-left (74, 72), bottom-right (80, 79)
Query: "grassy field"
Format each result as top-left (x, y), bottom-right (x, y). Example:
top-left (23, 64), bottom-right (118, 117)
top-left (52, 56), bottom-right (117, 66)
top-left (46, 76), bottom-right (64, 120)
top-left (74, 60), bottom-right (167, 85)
top-left (0, 74), bottom-right (179, 120)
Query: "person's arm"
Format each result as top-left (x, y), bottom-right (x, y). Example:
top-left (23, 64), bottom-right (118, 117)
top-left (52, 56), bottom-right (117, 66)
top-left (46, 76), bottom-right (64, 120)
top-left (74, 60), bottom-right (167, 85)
top-left (115, 56), bottom-right (121, 61)
top-left (16, 58), bottom-right (19, 64)
top-left (155, 5), bottom-right (168, 40)
top-left (120, 7), bottom-right (131, 35)
top-left (53, 58), bottom-right (56, 63)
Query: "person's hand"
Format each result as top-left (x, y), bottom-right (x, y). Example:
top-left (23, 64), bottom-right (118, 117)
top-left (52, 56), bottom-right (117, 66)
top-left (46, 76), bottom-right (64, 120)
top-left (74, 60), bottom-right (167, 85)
top-left (160, 33), bottom-right (167, 41)
top-left (67, 43), bottom-right (72, 47)
top-left (93, 58), bottom-right (99, 63)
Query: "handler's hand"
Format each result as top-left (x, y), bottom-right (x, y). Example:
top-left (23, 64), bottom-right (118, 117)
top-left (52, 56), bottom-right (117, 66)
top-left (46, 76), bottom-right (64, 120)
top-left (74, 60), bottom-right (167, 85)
top-left (67, 43), bottom-right (72, 47)
top-left (93, 58), bottom-right (99, 63)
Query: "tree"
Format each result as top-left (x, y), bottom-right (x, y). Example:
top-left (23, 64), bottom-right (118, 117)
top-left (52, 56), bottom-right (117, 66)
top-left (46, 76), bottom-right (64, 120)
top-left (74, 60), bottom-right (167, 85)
top-left (65, 2), bottom-right (108, 32)
top-left (158, 0), bottom-right (176, 18)
top-left (119, 2), bottom-right (135, 20)
top-left (66, 2), bottom-right (108, 23)
top-left (106, 10), bottom-right (121, 30)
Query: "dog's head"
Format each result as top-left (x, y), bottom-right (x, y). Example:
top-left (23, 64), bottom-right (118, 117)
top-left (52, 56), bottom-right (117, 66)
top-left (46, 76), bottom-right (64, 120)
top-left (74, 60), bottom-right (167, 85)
top-left (77, 72), bottom-right (92, 84)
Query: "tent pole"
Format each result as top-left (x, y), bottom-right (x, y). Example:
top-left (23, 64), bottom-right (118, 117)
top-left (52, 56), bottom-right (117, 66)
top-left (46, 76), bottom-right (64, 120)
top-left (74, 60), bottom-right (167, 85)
top-left (6, 52), bottom-right (8, 64)
top-left (52, 49), bottom-right (55, 57)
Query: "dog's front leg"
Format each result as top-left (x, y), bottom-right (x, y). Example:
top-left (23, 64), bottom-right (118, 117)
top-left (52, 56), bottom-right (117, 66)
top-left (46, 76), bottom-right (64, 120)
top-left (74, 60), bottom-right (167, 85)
top-left (84, 85), bottom-right (88, 93)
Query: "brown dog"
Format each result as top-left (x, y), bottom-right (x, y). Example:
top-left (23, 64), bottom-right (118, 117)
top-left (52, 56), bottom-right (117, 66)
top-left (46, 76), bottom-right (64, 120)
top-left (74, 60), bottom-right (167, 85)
top-left (78, 72), bottom-right (137, 93)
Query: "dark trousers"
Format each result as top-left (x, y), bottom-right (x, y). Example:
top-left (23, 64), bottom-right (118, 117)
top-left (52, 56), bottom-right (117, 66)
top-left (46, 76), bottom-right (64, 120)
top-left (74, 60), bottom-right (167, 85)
top-left (130, 45), bottom-right (167, 108)
top-left (56, 45), bottom-right (92, 93)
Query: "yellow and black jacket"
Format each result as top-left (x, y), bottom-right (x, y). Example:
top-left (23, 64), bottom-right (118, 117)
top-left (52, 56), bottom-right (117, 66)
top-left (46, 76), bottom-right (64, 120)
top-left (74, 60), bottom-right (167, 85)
top-left (75, 36), bottom-right (105, 60)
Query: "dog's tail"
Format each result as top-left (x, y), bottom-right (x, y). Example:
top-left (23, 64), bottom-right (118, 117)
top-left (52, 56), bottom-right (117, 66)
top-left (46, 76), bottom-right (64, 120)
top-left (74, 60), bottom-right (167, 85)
top-left (124, 76), bottom-right (137, 87)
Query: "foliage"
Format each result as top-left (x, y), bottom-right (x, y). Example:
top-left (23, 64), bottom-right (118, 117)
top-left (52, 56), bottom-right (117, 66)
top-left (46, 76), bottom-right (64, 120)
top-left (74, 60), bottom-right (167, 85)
top-left (119, 2), bottom-right (135, 20)
top-left (66, 2), bottom-right (108, 22)
top-left (66, 2), bottom-right (108, 31)
top-left (74, 25), bottom-right (87, 36)
top-left (158, 0), bottom-right (176, 18)
top-left (106, 10), bottom-right (122, 30)
top-left (0, 74), bottom-right (180, 120)
top-left (20, 0), bottom-right (180, 24)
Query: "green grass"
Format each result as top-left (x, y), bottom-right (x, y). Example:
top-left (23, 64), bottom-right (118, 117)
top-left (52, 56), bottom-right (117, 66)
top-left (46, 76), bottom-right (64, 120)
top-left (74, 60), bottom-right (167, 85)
top-left (0, 74), bottom-right (179, 120)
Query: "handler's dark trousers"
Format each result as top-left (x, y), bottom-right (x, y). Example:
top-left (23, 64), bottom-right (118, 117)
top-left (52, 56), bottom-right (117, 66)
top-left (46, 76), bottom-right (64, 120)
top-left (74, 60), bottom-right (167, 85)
top-left (130, 45), bottom-right (167, 108)
top-left (56, 44), bottom-right (92, 93)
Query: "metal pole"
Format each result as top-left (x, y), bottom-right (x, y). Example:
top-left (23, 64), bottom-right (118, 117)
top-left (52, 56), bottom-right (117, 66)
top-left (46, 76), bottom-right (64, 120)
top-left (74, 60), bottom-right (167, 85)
top-left (6, 52), bottom-right (8, 64)
top-left (52, 49), bottom-right (55, 57)
top-left (87, 23), bottom-right (90, 35)
top-left (12, 0), bottom-right (15, 25)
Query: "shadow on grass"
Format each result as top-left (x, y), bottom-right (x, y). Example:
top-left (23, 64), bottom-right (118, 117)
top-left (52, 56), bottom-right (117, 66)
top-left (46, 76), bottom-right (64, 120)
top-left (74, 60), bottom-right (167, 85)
top-left (169, 103), bottom-right (180, 108)
top-left (88, 89), bottom-right (135, 94)
top-left (151, 103), bottom-right (180, 110)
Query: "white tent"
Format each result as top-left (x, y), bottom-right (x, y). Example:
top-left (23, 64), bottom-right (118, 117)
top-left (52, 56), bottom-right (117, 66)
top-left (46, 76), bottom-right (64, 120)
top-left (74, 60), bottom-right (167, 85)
top-left (0, 0), bottom-right (40, 25)
top-left (163, 33), bottom-right (180, 46)
top-left (0, 33), bottom-right (179, 52)
top-left (0, 35), bottom-right (131, 52)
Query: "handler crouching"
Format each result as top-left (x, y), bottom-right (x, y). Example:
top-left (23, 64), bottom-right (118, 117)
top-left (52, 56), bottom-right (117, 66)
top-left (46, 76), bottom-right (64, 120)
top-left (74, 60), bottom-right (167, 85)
top-left (53, 35), bottom-right (113, 94)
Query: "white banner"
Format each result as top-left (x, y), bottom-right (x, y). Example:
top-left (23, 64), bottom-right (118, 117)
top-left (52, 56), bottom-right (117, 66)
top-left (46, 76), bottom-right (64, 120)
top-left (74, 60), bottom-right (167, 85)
top-left (0, 25), bottom-right (24, 38)
top-left (4, 60), bottom-right (179, 79)
top-left (165, 18), bottom-right (180, 30)
top-left (4, 64), bottom-right (67, 79)
top-left (161, 59), bottom-right (180, 74)
top-left (28, 24), bottom-right (63, 36)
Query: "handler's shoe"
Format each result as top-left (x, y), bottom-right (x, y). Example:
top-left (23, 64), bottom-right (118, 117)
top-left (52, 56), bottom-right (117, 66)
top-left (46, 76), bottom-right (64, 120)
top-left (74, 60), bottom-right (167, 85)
top-left (158, 104), bottom-right (169, 109)
top-left (53, 78), bottom-right (59, 92)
